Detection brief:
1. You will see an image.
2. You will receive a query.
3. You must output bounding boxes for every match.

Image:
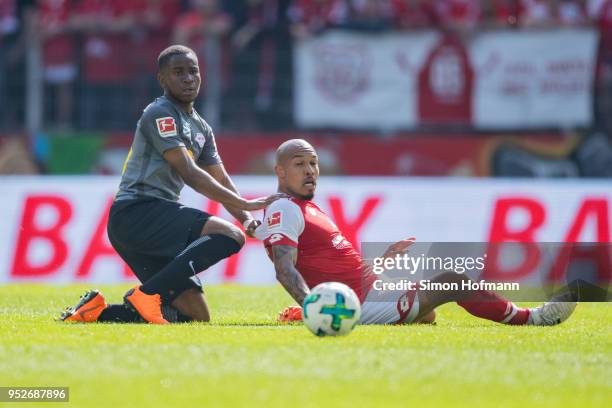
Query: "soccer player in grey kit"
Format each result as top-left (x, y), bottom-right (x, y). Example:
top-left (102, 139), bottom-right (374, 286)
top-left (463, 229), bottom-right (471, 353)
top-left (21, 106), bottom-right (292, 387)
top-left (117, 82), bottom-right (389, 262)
top-left (61, 45), bottom-right (281, 324)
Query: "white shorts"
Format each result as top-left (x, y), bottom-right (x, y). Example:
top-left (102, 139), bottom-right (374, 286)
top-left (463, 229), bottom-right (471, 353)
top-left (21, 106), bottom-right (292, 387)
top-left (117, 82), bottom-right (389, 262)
top-left (359, 287), bottom-right (420, 325)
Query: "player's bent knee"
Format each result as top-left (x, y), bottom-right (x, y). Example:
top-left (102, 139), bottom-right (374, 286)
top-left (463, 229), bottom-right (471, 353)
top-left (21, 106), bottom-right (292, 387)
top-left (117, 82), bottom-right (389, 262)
top-left (201, 217), bottom-right (245, 248)
top-left (183, 224), bottom-right (242, 274)
top-left (220, 225), bottom-right (245, 248)
top-left (227, 226), bottom-right (245, 248)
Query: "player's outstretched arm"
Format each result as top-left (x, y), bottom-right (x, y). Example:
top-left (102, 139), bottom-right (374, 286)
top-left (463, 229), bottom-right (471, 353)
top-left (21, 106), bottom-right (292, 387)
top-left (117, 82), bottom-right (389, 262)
top-left (362, 237), bottom-right (416, 272)
top-left (271, 245), bottom-right (310, 305)
top-left (201, 162), bottom-right (260, 236)
top-left (163, 146), bottom-right (280, 211)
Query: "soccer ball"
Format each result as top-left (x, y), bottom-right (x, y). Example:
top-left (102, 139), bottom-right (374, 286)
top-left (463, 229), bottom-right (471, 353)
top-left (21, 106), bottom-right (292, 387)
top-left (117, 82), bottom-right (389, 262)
top-left (302, 282), bottom-right (361, 337)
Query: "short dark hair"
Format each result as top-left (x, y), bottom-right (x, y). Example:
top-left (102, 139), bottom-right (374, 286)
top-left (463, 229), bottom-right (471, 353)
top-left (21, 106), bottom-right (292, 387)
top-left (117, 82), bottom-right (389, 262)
top-left (157, 45), bottom-right (196, 71)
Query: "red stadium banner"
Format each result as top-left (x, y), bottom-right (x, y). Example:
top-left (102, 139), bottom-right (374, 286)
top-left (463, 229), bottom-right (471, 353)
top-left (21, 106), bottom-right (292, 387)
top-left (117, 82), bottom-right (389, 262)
top-left (295, 29), bottom-right (597, 129)
top-left (46, 131), bottom-right (584, 176)
top-left (210, 133), bottom-right (577, 176)
top-left (1, 176), bottom-right (611, 284)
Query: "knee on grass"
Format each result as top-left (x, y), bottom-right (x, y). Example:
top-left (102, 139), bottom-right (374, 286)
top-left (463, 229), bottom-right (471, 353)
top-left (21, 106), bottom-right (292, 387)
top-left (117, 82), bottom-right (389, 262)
top-left (172, 289), bottom-right (210, 322)
top-left (416, 309), bottom-right (436, 324)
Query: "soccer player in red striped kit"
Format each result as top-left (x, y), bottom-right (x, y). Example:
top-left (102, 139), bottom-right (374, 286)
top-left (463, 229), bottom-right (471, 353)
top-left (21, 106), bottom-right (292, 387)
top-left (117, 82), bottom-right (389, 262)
top-left (256, 139), bottom-right (577, 326)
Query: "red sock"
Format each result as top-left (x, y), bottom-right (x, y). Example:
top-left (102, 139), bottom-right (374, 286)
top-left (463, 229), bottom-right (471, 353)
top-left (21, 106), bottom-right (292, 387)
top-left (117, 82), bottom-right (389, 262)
top-left (457, 290), bottom-right (530, 325)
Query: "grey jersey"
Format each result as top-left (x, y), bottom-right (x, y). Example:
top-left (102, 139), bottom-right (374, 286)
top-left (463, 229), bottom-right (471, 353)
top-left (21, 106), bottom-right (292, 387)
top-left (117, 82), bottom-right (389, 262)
top-left (116, 96), bottom-right (221, 201)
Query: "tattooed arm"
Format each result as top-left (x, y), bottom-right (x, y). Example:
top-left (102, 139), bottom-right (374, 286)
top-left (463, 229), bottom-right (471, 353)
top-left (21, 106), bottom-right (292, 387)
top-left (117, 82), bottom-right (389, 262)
top-left (271, 245), bottom-right (310, 305)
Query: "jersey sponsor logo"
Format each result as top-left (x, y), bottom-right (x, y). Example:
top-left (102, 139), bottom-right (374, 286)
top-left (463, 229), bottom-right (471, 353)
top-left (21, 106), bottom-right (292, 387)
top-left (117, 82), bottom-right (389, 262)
top-left (156, 117), bottom-right (178, 137)
top-left (332, 234), bottom-right (351, 249)
top-left (267, 211), bottom-right (282, 228)
top-left (268, 233), bottom-right (284, 243)
top-left (195, 133), bottom-right (205, 148)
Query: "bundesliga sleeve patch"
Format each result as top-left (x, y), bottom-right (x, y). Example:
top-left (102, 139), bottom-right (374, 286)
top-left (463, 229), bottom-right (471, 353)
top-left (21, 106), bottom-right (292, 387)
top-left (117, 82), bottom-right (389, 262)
top-left (267, 211), bottom-right (282, 228)
top-left (156, 117), bottom-right (178, 137)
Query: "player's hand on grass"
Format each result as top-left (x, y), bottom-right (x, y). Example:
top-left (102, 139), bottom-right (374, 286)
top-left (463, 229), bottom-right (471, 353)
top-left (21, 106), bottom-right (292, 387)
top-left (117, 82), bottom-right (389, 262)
top-left (382, 237), bottom-right (416, 259)
top-left (278, 306), bottom-right (303, 323)
top-left (244, 219), bottom-right (261, 238)
top-left (243, 193), bottom-right (285, 211)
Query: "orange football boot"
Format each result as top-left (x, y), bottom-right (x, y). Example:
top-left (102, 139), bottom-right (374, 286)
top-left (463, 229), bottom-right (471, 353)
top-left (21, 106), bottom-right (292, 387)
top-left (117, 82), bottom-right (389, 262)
top-left (124, 286), bottom-right (169, 324)
top-left (60, 290), bottom-right (108, 323)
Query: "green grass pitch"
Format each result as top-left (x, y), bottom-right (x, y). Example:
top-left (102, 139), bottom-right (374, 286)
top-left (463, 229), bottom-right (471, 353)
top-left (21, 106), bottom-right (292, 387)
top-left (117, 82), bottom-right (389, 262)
top-left (0, 284), bottom-right (610, 408)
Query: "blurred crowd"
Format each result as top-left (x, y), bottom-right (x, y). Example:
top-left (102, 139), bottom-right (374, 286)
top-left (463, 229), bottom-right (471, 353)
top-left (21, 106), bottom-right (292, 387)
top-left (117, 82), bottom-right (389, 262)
top-left (1, 0), bottom-right (611, 132)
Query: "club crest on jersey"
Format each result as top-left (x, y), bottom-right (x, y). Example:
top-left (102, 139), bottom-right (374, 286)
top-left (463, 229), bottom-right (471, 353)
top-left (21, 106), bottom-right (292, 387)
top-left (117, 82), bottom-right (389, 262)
top-left (156, 117), bottom-right (177, 137)
top-left (195, 133), bottom-right (205, 148)
top-left (267, 211), bottom-right (282, 228)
